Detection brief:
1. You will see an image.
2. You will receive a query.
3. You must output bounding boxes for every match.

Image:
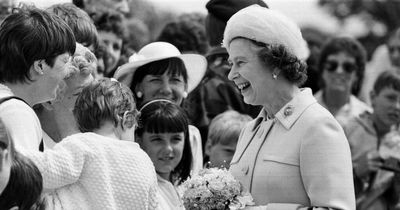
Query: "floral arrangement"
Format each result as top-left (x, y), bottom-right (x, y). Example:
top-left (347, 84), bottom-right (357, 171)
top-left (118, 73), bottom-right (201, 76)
top-left (181, 167), bottom-right (254, 210)
top-left (379, 126), bottom-right (400, 160)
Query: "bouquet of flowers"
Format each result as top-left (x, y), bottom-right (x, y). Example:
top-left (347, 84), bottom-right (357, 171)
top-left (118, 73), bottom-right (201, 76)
top-left (181, 168), bottom-right (254, 210)
top-left (379, 126), bottom-right (400, 172)
top-left (379, 126), bottom-right (400, 160)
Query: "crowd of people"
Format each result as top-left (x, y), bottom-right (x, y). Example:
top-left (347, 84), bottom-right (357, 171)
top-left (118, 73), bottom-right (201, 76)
top-left (0, 0), bottom-right (400, 209)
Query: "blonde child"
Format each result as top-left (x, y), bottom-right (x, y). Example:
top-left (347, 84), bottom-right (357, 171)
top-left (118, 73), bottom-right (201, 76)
top-left (23, 78), bottom-right (158, 210)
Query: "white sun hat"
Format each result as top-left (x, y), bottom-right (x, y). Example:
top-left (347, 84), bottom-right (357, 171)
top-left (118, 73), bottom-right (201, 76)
top-left (113, 42), bottom-right (207, 93)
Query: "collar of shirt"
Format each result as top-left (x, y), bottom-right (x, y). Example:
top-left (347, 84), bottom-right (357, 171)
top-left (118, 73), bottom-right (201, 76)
top-left (0, 83), bottom-right (13, 96)
top-left (253, 88), bottom-right (317, 130)
top-left (314, 90), bottom-right (359, 116)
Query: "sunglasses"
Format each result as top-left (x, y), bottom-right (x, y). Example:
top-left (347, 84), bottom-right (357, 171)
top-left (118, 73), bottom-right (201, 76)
top-left (324, 60), bottom-right (357, 74)
top-left (389, 46), bottom-right (400, 54)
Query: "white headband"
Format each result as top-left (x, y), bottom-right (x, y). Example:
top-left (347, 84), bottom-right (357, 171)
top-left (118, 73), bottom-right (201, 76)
top-left (139, 99), bottom-right (174, 112)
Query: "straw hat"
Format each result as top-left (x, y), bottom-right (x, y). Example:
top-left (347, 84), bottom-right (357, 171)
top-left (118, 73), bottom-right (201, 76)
top-left (113, 42), bottom-right (207, 93)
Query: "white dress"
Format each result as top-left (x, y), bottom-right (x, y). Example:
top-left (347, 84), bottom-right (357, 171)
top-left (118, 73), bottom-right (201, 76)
top-left (157, 175), bottom-right (185, 210)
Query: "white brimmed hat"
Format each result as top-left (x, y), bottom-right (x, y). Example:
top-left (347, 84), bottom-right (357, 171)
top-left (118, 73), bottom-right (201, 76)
top-left (113, 42), bottom-right (207, 93)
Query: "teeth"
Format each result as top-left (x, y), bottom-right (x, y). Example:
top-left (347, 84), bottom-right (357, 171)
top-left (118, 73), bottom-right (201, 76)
top-left (237, 82), bottom-right (250, 90)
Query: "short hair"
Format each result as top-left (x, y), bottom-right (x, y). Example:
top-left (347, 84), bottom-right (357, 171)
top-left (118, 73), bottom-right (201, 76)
top-left (373, 70), bottom-right (400, 94)
top-left (0, 152), bottom-right (45, 210)
top-left (93, 10), bottom-right (126, 40)
top-left (318, 36), bottom-right (367, 95)
top-left (130, 57), bottom-right (188, 104)
top-left (46, 3), bottom-right (99, 48)
top-left (246, 39), bottom-right (308, 85)
top-left (73, 78), bottom-right (137, 132)
top-left (207, 110), bottom-right (252, 147)
top-left (157, 13), bottom-right (208, 55)
top-left (136, 100), bottom-right (192, 184)
top-left (0, 6), bottom-right (76, 84)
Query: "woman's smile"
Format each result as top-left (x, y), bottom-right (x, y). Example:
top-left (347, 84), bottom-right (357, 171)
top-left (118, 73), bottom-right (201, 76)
top-left (237, 82), bottom-right (250, 91)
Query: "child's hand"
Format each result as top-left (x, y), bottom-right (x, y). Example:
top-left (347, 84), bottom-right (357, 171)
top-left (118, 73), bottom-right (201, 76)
top-left (53, 43), bottom-right (96, 110)
top-left (70, 43), bottom-right (97, 76)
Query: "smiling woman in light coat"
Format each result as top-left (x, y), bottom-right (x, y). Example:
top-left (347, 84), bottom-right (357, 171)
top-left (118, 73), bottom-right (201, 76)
top-left (223, 5), bottom-right (355, 210)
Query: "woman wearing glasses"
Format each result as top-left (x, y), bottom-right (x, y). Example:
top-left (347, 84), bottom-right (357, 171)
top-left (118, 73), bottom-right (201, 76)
top-left (314, 37), bottom-right (371, 127)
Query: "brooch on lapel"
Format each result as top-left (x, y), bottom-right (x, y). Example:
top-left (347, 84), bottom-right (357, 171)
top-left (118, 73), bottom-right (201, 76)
top-left (284, 105), bottom-right (294, 117)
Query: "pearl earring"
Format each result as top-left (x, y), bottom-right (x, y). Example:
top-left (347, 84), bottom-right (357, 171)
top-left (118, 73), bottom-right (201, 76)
top-left (182, 91), bottom-right (188, 98)
top-left (136, 91), bottom-right (143, 98)
top-left (272, 73), bottom-right (277, 80)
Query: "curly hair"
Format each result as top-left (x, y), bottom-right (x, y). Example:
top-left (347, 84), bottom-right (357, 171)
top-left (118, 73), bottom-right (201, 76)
top-left (73, 78), bottom-right (137, 132)
top-left (93, 10), bottom-right (126, 40)
top-left (248, 39), bottom-right (308, 85)
top-left (318, 36), bottom-right (367, 95)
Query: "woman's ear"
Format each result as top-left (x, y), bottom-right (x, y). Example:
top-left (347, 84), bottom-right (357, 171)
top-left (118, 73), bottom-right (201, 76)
top-left (122, 111), bottom-right (136, 130)
top-left (29, 60), bottom-right (45, 80)
top-left (272, 67), bottom-right (281, 77)
top-left (134, 84), bottom-right (144, 98)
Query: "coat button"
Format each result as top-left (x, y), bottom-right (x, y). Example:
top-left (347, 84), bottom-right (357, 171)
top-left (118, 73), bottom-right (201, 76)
top-left (241, 165), bottom-right (249, 175)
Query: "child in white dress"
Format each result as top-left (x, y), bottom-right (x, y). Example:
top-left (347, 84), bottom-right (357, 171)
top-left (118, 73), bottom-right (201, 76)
top-left (136, 99), bottom-right (193, 210)
top-left (23, 78), bottom-right (158, 210)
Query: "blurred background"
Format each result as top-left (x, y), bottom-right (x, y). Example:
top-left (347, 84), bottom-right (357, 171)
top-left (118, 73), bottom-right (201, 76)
top-left (2, 0), bottom-right (399, 60)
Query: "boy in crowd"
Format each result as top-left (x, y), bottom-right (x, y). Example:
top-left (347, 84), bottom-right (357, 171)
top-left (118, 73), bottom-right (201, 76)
top-left (344, 70), bottom-right (400, 210)
top-left (204, 110), bottom-right (252, 169)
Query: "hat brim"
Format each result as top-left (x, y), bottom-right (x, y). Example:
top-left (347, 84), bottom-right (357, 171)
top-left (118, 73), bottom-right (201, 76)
top-left (114, 54), bottom-right (207, 93)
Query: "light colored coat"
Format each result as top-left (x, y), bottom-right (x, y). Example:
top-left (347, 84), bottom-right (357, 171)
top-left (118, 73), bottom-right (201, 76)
top-left (230, 88), bottom-right (355, 210)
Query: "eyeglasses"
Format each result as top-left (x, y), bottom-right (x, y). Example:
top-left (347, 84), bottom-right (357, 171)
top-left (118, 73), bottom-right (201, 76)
top-left (324, 60), bottom-right (358, 74)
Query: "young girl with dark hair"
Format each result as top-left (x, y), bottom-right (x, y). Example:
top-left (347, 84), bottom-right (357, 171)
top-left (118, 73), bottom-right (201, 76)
top-left (136, 99), bottom-right (192, 210)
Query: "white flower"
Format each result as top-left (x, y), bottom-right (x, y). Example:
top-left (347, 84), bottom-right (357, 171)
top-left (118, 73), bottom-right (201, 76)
top-left (181, 168), bottom-right (254, 210)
